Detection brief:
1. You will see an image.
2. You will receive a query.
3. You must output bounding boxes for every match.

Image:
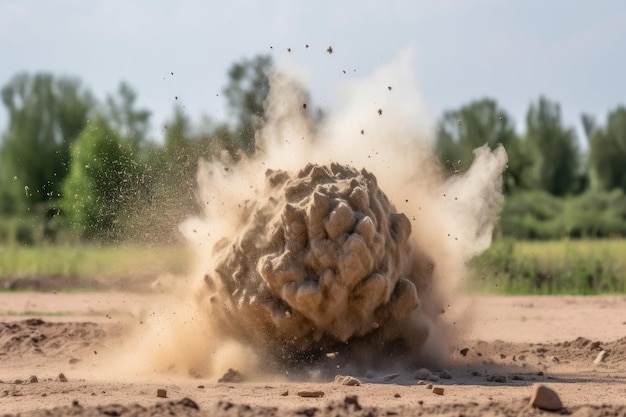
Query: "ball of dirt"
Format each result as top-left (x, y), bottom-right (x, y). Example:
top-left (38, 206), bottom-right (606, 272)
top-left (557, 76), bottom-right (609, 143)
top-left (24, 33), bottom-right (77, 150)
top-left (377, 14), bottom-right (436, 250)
top-left (205, 163), bottom-right (434, 356)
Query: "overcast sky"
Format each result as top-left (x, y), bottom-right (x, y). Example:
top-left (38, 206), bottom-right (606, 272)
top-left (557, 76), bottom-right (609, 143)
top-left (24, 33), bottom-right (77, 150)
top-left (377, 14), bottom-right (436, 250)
top-left (1, 0), bottom-right (625, 145)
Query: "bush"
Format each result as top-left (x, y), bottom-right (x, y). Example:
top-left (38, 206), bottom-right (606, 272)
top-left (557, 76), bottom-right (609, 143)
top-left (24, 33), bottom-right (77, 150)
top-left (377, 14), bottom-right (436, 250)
top-left (499, 190), bottom-right (626, 240)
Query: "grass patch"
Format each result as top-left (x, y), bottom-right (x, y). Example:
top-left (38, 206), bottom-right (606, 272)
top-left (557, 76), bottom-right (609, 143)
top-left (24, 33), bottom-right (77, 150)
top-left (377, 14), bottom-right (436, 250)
top-left (0, 244), bottom-right (192, 282)
top-left (469, 239), bottom-right (626, 294)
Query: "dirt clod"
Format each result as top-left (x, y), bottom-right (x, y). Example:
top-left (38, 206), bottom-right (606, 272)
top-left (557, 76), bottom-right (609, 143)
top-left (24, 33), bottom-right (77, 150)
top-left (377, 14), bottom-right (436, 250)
top-left (335, 375), bottom-right (361, 386)
top-left (58, 373), bottom-right (68, 383)
top-left (297, 391), bottom-right (325, 398)
top-left (529, 385), bottom-right (563, 411)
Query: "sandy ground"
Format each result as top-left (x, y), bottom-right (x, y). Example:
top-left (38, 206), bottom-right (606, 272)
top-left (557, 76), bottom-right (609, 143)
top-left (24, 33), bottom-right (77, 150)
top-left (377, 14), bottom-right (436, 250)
top-left (1, 292), bottom-right (626, 416)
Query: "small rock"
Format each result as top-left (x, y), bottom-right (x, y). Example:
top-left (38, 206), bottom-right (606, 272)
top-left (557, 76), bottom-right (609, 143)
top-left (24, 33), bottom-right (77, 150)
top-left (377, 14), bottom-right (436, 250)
top-left (439, 370), bottom-right (453, 379)
top-left (156, 389), bottom-right (167, 398)
top-left (197, 385), bottom-right (205, 389)
top-left (416, 380), bottom-right (426, 386)
top-left (551, 356), bottom-right (560, 363)
top-left (13, 379), bottom-right (23, 385)
top-left (470, 371), bottom-right (482, 377)
top-left (499, 353), bottom-right (507, 359)
top-left (297, 391), bottom-right (325, 398)
top-left (58, 373), bottom-right (68, 383)
top-left (432, 387), bottom-right (444, 395)
top-left (69, 358), bottom-right (80, 365)
top-left (529, 385), bottom-right (563, 411)
top-left (593, 350), bottom-right (608, 365)
top-left (335, 375), bottom-right (361, 386)
top-left (426, 384), bottom-right (433, 389)
top-left (512, 375), bottom-right (524, 381)
top-left (394, 393), bottom-right (401, 398)
top-left (460, 348), bottom-right (469, 356)
top-left (281, 391), bottom-right (289, 396)
top-left (218, 368), bottom-right (244, 383)
top-left (28, 375), bottom-right (38, 383)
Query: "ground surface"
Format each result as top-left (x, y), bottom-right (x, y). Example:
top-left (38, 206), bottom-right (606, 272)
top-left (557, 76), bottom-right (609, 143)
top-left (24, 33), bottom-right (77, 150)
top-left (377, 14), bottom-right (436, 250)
top-left (1, 291), bottom-right (626, 416)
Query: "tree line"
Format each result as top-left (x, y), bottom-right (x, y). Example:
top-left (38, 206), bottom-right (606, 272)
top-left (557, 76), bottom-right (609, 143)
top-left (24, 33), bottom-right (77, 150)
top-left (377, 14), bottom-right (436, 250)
top-left (1, 55), bottom-right (625, 244)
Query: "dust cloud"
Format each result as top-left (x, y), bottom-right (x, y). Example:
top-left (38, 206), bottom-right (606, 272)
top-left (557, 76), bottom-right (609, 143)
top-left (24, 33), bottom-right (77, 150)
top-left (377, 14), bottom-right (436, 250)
top-left (110, 50), bottom-right (508, 380)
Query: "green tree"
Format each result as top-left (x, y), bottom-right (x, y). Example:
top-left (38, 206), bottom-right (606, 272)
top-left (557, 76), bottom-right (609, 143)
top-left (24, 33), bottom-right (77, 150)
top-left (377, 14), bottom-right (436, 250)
top-left (61, 117), bottom-right (142, 240)
top-left (435, 98), bottom-right (530, 192)
top-left (525, 97), bottom-right (582, 196)
top-left (0, 72), bottom-right (93, 214)
top-left (105, 82), bottom-right (151, 148)
top-left (222, 55), bottom-right (272, 154)
top-left (586, 106), bottom-right (626, 191)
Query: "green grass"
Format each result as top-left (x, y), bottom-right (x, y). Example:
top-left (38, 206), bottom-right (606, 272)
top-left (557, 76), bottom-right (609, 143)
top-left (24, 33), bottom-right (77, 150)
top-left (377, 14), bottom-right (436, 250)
top-left (469, 239), bottom-right (626, 294)
top-left (0, 244), bottom-right (192, 283)
top-left (2, 239), bottom-right (625, 295)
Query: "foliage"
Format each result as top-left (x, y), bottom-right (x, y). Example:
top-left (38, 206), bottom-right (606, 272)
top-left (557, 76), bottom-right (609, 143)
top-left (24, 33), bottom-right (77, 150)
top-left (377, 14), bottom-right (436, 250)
top-left (435, 98), bottom-right (534, 193)
top-left (105, 81), bottom-right (151, 147)
top-left (586, 106), bottom-right (626, 191)
top-left (0, 72), bottom-right (94, 214)
top-left (469, 239), bottom-right (626, 294)
top-left (499, 190), bottom-right (565, 239)
top-left (222, 55), bottom-right (272, 154)
top-left (60, 117), bottom-right (144, 240)
top-left (499, 189), bottom-right (626, 239)
top-left (525, 97), bottom-right (582, 196)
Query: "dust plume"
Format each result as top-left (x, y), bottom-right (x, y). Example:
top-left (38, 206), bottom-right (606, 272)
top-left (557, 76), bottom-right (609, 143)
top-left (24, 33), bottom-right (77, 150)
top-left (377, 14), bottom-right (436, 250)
top-left (111, 50), bottom-right (508, 379)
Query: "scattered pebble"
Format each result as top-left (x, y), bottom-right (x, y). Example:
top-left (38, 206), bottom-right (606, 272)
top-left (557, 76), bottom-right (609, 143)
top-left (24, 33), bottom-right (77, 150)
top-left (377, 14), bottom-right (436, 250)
top-left (156, 389), bottom-right (167, 398)
top-left (58, 373), bottom-right (68, 383)
top-left (69, 358), bottom-right (80, 364)
top-left (197, 385), bottom-right (205, 389)
top-left (529, 385), bottom-right (563, 411)
top-left (593, 350), bottom-right (608, 364)
top-left (281, 391), bottom-right (289, 396)
top-left (426, 384), bottom-right (433, 389)
top-left (416, 380), bottom-right (426, 386)
top-left (13, 379), bottom-right (23, 385)
top-left (297, 391), bottom-right (325, 398)
top-left (432, 387), bottom-right (444, 396)
top-left (28, 375), bottom-right (38, 383)
top-left (460, 348), bottom-right (469, 356)
top-left (335, 375), bottom-right (361, 386)
top-left (394, 393), bottom-right (401, 398)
